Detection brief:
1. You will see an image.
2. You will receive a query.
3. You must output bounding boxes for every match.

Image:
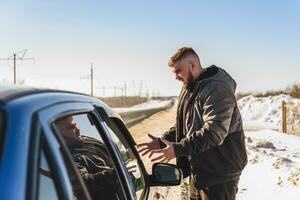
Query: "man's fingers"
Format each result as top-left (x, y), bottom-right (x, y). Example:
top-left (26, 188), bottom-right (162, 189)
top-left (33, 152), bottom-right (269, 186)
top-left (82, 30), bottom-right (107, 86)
top-left (127, 165), bottom-right (136, 170)
top-left (127, 165), bottom-right (137, 172)
top-left (141, 149), bottom-right (151, 156)
top-left (137, 143), bottom-right (148, 148)
top-left (160, 158), bottom-right (168, 163)
top-left (148, 133), bottom-right (157, 140)
top-left (137, 147), bottom-right (148, 153)
top-left (151, 156), bottom-right (170, 163)
top-left (149, 149), bottom-right (164, 158)
top-left (151, 154), bottom-right (165, 163)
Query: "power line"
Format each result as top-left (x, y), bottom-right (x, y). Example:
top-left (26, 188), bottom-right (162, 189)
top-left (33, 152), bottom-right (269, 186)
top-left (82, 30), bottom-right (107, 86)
top-left (0, 49), bottom-right (35, 84)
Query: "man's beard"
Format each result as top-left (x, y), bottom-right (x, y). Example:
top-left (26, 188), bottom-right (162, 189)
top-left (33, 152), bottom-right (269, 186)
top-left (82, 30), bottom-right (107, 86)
top-left (183, 70), bottom-right (194, 89)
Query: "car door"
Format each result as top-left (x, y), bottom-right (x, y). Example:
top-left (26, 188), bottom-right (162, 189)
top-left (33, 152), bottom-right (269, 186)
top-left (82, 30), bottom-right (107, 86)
top-left (93, 106), bottom-right (182, 200)
top-left (94, 106), bottom-right (150, 200)
top-left (35, 101), bottom-right (135, 200)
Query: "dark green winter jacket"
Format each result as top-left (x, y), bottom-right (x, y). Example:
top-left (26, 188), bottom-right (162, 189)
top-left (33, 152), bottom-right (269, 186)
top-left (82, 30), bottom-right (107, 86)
top-left (163, 65), bottom-right (248, 187)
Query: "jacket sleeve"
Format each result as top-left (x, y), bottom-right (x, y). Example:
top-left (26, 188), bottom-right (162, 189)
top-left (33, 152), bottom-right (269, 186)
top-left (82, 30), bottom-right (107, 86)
top-left (173, 83), bottom-right (235, 157)
top-left (158, 126), bottom-right (177, 148)
top-left (74, 155), bottom-right (117, 187)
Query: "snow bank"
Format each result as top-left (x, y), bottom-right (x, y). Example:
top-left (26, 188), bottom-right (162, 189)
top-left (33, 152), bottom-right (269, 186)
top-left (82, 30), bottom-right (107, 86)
top-left (237, 129), bottom-right (300, 200)
top-left (238, 94), bottom-right (300, 131)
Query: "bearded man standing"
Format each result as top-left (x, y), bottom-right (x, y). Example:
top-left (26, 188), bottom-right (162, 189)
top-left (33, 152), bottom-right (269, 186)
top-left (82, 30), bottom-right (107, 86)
top-left (138, 47), bottom-right (247, 200)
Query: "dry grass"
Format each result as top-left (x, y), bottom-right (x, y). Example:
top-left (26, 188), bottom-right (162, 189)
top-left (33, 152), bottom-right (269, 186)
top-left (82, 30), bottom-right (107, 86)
top-left (97, 96), bottom-right (148, 107)
top-left (288, 84), bottom-right (300, 99)
top-left (97, 96), bottom-right (174, 108)
top-left (236, 83), bottom-right (300, 100)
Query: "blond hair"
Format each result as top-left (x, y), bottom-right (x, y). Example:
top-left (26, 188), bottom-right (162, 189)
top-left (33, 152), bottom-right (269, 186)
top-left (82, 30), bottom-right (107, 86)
top-left (168, 47), bottom-right (199, 66)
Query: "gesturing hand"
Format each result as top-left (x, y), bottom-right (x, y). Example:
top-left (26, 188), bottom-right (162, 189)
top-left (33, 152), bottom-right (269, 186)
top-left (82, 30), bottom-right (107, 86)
top-left (137, 133), bottom-right (161, 156)
top-left (149, 138), bottom-right (175, 163)
top-left (126, 162), bottom-right (137, 173)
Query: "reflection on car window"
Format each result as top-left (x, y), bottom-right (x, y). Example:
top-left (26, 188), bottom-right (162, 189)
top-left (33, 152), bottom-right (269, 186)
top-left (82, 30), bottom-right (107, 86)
top-left (104, 118), bottom-right (146, 200)
top-left (38, 149), bottom-right (59, 200)
top-left (53, 114), bottom-right (125, 200)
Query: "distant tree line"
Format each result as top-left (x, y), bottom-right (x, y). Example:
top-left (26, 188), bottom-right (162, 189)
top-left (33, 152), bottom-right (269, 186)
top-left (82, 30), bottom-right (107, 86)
top-left (236, 83), bottom-right (300, 100)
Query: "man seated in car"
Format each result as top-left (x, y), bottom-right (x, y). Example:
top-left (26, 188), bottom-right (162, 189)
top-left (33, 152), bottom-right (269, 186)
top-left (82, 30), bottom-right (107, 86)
top-left (54, 116), bottom-right (121, 200)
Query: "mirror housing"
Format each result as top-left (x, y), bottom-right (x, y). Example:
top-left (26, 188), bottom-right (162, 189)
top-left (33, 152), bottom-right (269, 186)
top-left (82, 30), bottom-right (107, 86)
top-left (149, 163), bottom-right (182, 186)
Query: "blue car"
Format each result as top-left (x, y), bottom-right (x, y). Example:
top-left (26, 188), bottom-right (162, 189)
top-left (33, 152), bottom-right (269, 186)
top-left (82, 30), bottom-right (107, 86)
top-left (0, 86), bottom-right (181, 200)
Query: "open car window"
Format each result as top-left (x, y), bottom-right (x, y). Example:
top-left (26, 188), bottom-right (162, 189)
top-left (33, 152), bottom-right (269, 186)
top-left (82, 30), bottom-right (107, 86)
top-left (52, 113), bottom-right (126, 200)
top-left (103, 117), bottom-right (146, 200)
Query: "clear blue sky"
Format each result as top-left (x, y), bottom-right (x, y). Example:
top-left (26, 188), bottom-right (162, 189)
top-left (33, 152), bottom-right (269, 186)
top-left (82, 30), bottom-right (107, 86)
top-left (0, 0), bottom-right (299, 96)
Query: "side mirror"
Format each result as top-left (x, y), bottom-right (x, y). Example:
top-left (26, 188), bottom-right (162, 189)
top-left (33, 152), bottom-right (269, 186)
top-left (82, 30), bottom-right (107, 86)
top-left (150, 163), bottom-right (182, 186)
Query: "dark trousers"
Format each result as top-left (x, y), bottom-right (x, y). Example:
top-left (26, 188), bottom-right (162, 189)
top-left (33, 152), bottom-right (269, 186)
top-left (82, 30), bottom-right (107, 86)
top-left (189, 178), bottom-right (239, 200)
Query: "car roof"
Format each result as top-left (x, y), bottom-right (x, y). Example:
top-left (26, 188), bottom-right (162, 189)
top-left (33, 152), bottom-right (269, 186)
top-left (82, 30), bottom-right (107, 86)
top-left (0, 86), bottom-right (136, 143)
top-left (0, 86), bottom-right (121, 119)
top-left (0, 86), bottom-right (136, 146)
top-left (0, 86), bottom-right (89, 104)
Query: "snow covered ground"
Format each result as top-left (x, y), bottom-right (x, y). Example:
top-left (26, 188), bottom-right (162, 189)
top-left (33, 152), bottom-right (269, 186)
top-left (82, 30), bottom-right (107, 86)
top-left (122, 96), bottom-right (300, 199)
top-left (237, 129), bottom-right (300, 200)
top-left (238, 94), bottom-right (300, 131)
top-left (234, 95), bottom-right (300, 199)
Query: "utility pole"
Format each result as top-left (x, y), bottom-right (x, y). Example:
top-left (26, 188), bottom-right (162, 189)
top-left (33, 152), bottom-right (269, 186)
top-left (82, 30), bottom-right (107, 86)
top-left (81, 62), bottom-right (94, 96)
top-left (124, 82), bottom-right (127, 97)
top-left (13, 54), bottom-right (16, 84)
top-left (145, 84), bottom-right (149, 98)
top-left (91, 63), bottom-right (93, 96)
top-left (0, 49), bottom-right (34, 85)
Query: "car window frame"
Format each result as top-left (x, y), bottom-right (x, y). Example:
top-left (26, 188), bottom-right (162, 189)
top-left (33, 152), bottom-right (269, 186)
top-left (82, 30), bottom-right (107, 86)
top-left (34, 102), bottom-right (96, 200)
top-left (28, 109), bottom-right (88, 200)
top-left (84, 111), bottom-right (137, 200)
top-left (35, 101), bottom-right (136, 200)
top-left (36, 133), bottom-right (65, 200)
top-left (27, 111), bottom-right (79, 200)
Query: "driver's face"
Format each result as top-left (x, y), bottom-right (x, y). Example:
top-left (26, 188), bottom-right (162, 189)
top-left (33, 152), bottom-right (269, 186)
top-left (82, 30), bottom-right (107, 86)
top-left (57, 116), bottom-right (81, 142)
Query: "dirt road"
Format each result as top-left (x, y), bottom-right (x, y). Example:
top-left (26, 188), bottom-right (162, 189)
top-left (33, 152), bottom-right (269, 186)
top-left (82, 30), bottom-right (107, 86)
top-left (129, 104), bottom-right (189, 200)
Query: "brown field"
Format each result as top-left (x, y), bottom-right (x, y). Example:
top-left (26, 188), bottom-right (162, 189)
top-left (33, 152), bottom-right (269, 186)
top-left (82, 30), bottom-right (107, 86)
top-left (97, 96), bottom-right (148, 107)
top-left (97, 96), bottom-right (175, 108)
